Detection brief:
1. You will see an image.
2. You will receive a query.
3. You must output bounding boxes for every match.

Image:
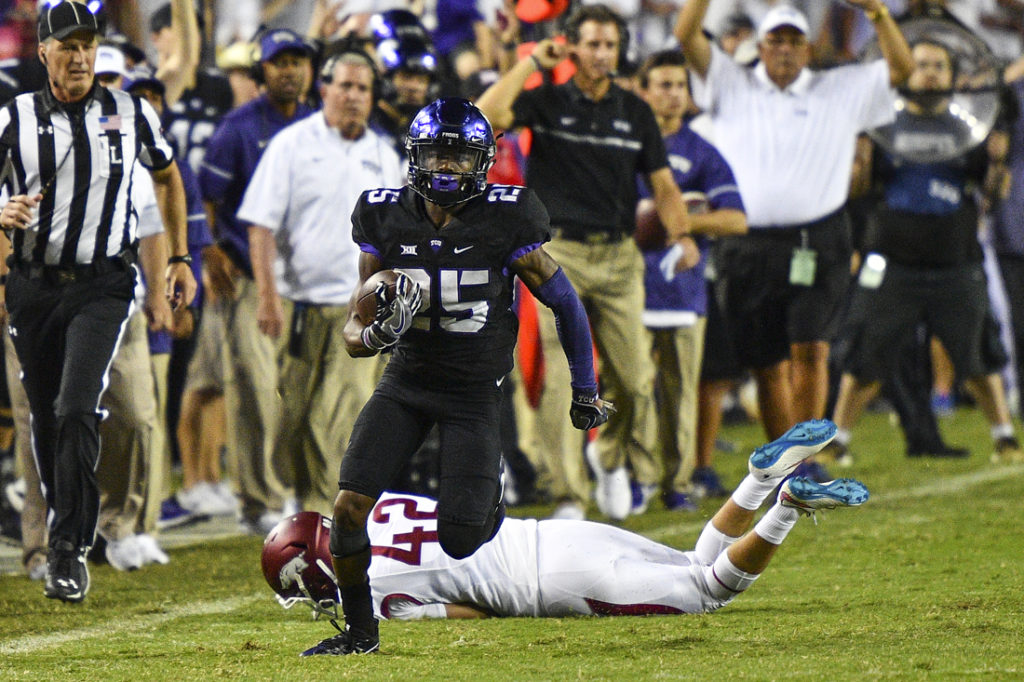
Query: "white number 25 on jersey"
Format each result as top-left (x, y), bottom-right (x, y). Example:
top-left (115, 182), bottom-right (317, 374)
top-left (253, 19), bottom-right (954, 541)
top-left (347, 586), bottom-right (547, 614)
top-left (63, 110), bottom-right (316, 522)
top-left (396, 268), bottom-right (489, 334)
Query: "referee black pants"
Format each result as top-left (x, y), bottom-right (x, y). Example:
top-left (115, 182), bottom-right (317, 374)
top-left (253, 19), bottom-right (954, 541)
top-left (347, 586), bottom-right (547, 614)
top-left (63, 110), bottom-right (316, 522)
top-left (5, 264), bottom-right (134, 550)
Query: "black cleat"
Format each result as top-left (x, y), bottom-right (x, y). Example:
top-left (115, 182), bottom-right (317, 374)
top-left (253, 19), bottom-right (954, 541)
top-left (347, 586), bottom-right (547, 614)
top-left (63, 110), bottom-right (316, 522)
top-left (300, 620), bottom-right (379, 656)
top-left (43, 540), bottom-right (90, 603)
top-left (907, 444), bottom-right (969, 458)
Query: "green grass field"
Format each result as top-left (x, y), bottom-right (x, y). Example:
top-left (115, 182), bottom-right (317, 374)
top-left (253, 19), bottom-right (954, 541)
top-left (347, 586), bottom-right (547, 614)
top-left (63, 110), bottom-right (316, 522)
top-left (2, 410), bottom-right (1023, 681)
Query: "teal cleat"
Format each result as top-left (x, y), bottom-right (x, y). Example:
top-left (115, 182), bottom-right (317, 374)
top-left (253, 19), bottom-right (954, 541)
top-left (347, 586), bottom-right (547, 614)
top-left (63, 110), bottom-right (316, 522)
top-left (748, 419), bottom-right (838, 481)
top-left (778, 477), bottom-right (869, 516)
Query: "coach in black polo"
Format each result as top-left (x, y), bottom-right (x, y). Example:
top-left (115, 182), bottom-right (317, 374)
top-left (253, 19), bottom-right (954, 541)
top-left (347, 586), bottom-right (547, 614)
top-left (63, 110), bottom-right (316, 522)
top-left (0, 1), bottom-right (196, 603)
top-left (478, 4), bottom-right (698, 520)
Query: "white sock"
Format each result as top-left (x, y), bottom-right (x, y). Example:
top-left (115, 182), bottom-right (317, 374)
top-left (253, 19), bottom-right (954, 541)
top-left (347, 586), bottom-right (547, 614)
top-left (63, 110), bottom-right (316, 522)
top-left (753, 504), bottom-right (799, 545)
top-left (835, 427), bottom-right (851, 446)
top-left (708, 552), bottom-right (760, 601)
top-left (991, 423), bottom-right (1014, 441)
top-left (730, 474), bottom-right (779, 511)
top-left (694, 521), bottom-right (740, 565)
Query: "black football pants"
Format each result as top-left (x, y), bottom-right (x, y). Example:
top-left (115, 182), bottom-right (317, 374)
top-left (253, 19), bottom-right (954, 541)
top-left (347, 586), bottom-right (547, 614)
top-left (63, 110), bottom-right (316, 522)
top-left (5, 265), bottom-right (134, 550)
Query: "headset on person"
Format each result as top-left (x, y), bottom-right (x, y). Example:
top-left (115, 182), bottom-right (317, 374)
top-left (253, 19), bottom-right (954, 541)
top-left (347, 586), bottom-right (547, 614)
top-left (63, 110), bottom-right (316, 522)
top-left (318, 39), bottom-right (383, 103)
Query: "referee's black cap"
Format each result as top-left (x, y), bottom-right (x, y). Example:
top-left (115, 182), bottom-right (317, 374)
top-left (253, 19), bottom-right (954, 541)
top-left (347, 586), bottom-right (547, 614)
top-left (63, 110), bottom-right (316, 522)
top-left (38, 1), bottom-right (101, 43)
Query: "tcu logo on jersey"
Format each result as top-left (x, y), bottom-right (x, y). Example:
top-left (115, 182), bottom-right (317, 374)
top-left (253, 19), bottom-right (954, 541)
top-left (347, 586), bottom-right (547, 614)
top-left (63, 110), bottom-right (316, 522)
top-left (487, 186), bottom-right (521, 203)
top-left (367, 189), bottom-right (401, 204)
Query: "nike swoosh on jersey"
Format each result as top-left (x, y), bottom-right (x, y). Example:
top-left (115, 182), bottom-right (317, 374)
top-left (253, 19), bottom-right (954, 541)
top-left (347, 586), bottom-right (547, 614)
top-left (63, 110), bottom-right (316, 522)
top-left (453, 246), bottom-right (474, 254)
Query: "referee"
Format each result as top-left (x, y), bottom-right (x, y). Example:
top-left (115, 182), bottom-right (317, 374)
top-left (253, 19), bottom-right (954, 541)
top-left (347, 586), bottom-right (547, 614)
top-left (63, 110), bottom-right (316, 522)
top-left (0, 1), bottom-right (196, 603)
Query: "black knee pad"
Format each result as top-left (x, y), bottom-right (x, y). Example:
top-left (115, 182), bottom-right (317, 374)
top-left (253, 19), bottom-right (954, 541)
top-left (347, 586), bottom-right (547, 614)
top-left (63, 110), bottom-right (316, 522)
top-left (437, 519), bottom-right (490, 560)
top-left (329, 523), bottom-right (370, 559)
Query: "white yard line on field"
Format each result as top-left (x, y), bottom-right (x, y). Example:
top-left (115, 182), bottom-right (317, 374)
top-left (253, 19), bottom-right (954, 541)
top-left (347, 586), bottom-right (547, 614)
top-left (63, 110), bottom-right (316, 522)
top-left (0, 594), bottom-right (262, 656)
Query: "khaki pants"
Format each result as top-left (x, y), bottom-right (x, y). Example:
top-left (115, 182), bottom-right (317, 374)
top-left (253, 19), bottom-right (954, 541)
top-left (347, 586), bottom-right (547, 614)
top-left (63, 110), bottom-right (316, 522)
top-left (273, 300), bottom-right (376, 516)
top-left (139, 351), bottom-right (170, 534)
top-left (650, 319), bottom-right (706, 496)
top-left (222, 275), bottom-right (286, 521)
top-left (5, 329), bottom-right (46, 564)
top-left (97, 310), bottom-right (162, 542)
top-left (530, 237), bottom-right (660, 504)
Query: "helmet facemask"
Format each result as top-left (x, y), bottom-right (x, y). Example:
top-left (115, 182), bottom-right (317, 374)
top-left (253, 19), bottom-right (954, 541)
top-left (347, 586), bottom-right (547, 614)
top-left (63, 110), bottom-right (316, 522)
top-left (406, 97), bottom-right (496, 207)
top-left (408, 140), bottom-right (491, 206)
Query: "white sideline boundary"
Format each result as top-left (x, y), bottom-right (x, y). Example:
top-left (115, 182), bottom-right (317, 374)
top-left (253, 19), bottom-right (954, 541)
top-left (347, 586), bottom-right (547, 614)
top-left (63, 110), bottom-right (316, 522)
top-left (2, 464), bottom-right (1021, 655)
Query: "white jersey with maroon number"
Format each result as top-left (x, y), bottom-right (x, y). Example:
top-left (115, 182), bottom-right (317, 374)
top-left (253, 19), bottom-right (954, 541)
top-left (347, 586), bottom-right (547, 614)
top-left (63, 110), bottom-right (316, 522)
top-left (367, 493), bottom-right (542, 619)
top-left (367, 493), bottom-right (727, 619)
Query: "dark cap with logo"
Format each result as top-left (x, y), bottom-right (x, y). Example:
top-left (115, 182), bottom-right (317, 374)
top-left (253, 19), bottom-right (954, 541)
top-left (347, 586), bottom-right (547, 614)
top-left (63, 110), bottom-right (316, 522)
top-left (38, 1), bottom-right (101, 43)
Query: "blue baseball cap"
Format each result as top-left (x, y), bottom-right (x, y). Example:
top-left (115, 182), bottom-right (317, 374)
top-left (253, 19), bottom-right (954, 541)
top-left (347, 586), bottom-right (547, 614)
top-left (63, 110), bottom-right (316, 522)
top-left (259, 29), bottom-right (313, 63)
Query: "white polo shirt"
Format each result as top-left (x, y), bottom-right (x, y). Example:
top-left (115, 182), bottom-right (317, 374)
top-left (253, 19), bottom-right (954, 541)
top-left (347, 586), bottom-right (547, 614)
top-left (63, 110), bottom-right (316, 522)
top-left (690, 45), bottom-right (895, 227)
top-left (237, 112), bottom-right (405, 305)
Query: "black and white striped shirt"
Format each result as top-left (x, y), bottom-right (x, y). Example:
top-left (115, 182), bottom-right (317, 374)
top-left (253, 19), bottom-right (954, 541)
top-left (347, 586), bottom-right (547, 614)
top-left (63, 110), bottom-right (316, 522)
top-left (0, 82), bottom-right (174, 266)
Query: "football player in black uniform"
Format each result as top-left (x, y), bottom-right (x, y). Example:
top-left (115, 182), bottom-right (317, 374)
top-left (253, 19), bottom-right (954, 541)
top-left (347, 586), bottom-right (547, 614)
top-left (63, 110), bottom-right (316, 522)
top-left (301, 98), bottom-right (613, 656)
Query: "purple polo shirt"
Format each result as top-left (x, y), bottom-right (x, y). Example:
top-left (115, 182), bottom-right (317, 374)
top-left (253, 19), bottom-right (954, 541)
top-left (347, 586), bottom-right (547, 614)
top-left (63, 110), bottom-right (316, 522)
top-left (639, 121), bottom-right (743, 319)
top-left (198, 95), bottom-right (314, 274)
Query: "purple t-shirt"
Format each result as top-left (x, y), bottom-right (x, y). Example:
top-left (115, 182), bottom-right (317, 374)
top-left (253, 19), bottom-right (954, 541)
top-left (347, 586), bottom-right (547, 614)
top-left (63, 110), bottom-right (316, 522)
top-left (639, 122), bottom-right (743, 317)
top-left (198, 95), bottom-right (314, 273)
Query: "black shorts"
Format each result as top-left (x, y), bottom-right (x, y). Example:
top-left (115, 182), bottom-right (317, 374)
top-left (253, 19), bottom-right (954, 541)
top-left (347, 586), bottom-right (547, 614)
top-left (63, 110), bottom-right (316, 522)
top-left (841, 260), bottom-right (995, 381)
top-left (700, 279), bottom-right (743, 382)
top-left (716, 210), bottom-right (852, 368)
top-left (339, 369), bottom-right (504, 526)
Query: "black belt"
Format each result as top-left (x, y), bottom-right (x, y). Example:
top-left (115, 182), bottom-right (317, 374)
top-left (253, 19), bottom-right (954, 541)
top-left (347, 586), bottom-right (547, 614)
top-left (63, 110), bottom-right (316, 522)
top-left (8, 252), bottom-right (134, 285)
top-left (550, 227), bottom-right (626, 245)
top-left (748, 207), bottom-right (847, 238)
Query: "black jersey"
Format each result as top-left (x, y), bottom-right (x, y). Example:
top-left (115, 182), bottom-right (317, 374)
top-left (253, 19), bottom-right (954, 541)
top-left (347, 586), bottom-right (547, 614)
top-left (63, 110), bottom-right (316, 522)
top-left (352, 184), bottom-right (551, 387)
top-left (163, 69), bottom-right (233, 174)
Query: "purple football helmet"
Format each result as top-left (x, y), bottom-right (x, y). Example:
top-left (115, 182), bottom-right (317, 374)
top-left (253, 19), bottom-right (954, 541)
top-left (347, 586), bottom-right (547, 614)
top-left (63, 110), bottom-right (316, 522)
top-left (406, 97), bottom-right (496, 207)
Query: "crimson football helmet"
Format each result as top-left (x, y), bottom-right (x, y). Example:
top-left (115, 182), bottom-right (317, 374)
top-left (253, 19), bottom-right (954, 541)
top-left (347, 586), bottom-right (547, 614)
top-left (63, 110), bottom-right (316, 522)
top-left (261, 512), bottom-right (340, 618)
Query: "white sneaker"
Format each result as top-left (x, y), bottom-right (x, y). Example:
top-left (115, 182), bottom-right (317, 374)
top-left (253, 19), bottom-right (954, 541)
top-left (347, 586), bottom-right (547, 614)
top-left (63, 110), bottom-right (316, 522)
top-left (175, 484), bottom-right (205, 513)
top-left (549, 501), bottom-right (585, 520)
top-left (586, 442), bottom-right (631, 521)
top-left (179, 482), bottom-right (237, 517)
top-left (239, 510), bottom-right (282, 536)
top-left (105, 536), bottom-right (144, 572)
top-left (210, 482), bottom-right (239, 513)
top-left (134, 534), bottom-right (170, 565)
